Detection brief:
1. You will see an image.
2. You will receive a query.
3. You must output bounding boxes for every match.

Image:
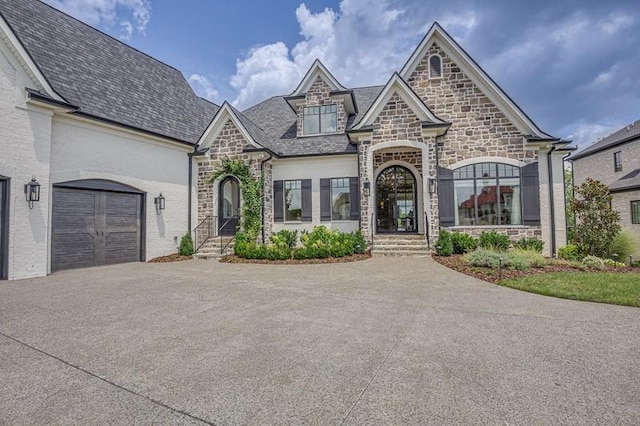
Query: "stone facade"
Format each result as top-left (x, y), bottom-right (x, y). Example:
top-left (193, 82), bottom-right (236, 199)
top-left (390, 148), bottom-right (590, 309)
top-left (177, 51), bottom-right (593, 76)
top-left (371, 94), bottom-right (424, 146)
top-left (296, 76), bottom-right (347, 137)
top-left (452, 226), bottom-right (542, 241)
top-left (373, 149), bottom-right (423, 175)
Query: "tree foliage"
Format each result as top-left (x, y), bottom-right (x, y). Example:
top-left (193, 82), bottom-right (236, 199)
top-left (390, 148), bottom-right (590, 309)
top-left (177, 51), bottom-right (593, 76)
top-left (209, 158), bottom-right (263, 241)
top-left (564, 166), bottom-right (575, 240)
top-left (571, 178), bottom-right (620, 257)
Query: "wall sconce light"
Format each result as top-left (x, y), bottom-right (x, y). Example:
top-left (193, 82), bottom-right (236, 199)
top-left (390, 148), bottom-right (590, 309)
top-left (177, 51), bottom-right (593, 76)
top-left (154, 193), bottom-right (165, 214)
top-left (363, 178), bottom-right (371, 197)
top-left (428, 178), bottom-right (437, 194)
top-left (24, 176), bottom-right (40, 209)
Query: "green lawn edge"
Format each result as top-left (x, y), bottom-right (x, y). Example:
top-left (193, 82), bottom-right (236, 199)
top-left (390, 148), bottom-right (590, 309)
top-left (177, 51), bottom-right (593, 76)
top-left (498, 272), bottom-right (640, 307)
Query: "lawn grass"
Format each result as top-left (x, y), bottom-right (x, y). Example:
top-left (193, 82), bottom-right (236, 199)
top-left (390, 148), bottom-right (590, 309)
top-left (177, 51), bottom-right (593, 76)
top-left (499, 272), bottom-right (640, 307)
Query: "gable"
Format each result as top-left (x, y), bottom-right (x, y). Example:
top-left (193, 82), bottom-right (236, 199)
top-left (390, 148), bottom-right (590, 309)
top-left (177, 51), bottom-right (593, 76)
top-left (289, 59), bottom-right (346, 96)
top-left (197, 103), bottom-right (264, 153)
top-left (400, 23), bottom-right (551, 139)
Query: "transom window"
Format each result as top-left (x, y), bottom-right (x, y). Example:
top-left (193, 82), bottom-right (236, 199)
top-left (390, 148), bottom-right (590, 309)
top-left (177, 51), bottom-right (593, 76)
top-left (284, 180), bottom-right (302, 221)
top-left (303, 104), bottom-right (337, 135)
top-left (614, 151), bottom-right (622, 172)
top-left (429, 54), bottom-right (442, 79)
top-left (631, 200), bottom-right (640, 224)
top-left (331, 178), bottom-right (350, 220)
top-left (453, 163), bottom-right (522, 226)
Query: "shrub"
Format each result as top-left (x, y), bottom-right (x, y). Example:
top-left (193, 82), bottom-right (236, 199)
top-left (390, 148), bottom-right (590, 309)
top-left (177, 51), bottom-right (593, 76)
top-left (582, 255), bottom-right (605, 270)
top-left (504, 250), bottom-right (531, 271)
top-left (179, 232), bottom-right (194, 256)
top-left (558, 244), bottom-right (581, 261)
top-left (451, 232), bottom-right (477, 254)
top-left (463, 248), bottom-right (531, 270)
top-left (511, 249), bottom-right (547, 268)
top-left (603, 258), bottom-right (625, 268)
top-left (266, 243), bottom-right (291, 260)
top-left (572, 178), bottom-right (621, 257)
top-left (514, 237), bottom-right (544, 253)
top-left (478, 231), bottom-right (510, 252)
top-left (270, 229), bottom-right (298, 250)
top-left (608, 230), bottom-right (638, 264)
top-left (435, 230), bottom-right (453, 256)
top-left (350, 231), bottom-right (367, 254)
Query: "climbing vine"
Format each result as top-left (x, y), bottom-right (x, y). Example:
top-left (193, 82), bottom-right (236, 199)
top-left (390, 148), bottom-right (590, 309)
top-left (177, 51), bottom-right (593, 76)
top-left (208, 158), bottom-right (263, 241)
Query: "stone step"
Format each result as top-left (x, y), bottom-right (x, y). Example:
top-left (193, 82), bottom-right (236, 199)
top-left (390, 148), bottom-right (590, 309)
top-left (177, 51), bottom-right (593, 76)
top-left (372, 245), bottom-right (429, 251)
top-left (373, 234), bottom-right (425, 240)
top-left (193, 252), bottom-right (224, 260)
top-left (372, 250), bottom-right (431, 257)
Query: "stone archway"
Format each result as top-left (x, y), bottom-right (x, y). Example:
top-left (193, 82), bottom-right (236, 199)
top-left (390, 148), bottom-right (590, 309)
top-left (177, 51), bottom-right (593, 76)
top-left (375, 165), bottom-right (418, 233)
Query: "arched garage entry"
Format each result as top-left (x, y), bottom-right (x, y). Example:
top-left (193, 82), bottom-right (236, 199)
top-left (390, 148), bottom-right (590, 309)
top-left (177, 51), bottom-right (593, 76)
top-left (51, 179), bottom-right (145, 272)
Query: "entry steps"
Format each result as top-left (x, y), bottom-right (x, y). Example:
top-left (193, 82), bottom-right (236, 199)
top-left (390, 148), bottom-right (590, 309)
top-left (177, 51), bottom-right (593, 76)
top-left (193, 236), bottom-right (234, 260)
top-left (371, 234), bottom-right (430, 257)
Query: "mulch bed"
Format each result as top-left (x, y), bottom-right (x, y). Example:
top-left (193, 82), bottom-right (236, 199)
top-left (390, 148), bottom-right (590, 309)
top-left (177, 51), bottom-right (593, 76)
top-left (432, 254), bottom-right (638, 283)
top-left (220, 253), bottom-right (371, 265)
top-left (149, 254), bottom-right (193, 263)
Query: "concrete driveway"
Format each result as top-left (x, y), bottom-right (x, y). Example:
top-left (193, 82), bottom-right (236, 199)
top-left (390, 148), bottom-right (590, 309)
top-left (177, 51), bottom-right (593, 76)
top-left (1, 257), bottom-right (638, 425)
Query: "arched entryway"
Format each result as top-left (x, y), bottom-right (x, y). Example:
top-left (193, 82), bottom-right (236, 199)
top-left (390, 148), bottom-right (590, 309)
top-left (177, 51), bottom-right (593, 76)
top-left (376, 165), bottom-right (418, 233)
top-left (219, 176), bottom-right (240, 236)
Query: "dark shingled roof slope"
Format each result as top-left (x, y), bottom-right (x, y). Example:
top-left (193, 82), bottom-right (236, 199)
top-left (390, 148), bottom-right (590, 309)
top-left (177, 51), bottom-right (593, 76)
top-left (0, 0), bottom-right (219, 144)
top-left (241, 86), bottom-right (383, 157)
top-left (571, 119), bottom-right (640, 161)
top-left (609, 168), bottom-right (640, 192)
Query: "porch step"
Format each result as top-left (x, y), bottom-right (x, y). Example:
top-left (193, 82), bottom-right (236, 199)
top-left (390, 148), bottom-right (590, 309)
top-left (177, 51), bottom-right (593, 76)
top-left (194, 237), bottom-right (234, 260)
top-left (371, 234), bottom-right (430, 257)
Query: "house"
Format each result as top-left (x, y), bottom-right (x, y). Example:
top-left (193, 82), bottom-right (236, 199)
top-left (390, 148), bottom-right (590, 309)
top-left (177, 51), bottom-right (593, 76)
top-left (0, 0), bottom-right (573, 281)
top-left (570, 120), bottom-right (640, 255)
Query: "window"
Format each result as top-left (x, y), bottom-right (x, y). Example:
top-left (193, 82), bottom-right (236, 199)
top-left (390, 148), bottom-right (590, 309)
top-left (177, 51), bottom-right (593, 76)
top-left (453, 163), bottom-right (522, 226)
top-left (632, 201), bottom-right (640, 224)
top-left (331, 178), bottom-right (350, 220)
top-left (429, 54), bottom-right (442, 79)
top-left (614, 151), bottom-right (622, 172)
top-left (303, 104), bottom-right (337, 135)
top-left (284, 180), bottom-right (302, 221)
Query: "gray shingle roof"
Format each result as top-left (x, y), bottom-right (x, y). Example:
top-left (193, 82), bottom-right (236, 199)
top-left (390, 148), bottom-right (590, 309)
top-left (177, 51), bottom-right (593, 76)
top-left (571, 119), bottom-right (640, 161)
top-left (241, 86), bottom-right (383, 157)
top-left (609, 168), bottom-right (640, 192)
top-left (0, 0), bottom-right (219, 144)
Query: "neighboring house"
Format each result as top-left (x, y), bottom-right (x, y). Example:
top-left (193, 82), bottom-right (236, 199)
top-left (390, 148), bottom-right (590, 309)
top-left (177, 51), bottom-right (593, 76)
top-left (570, 120), bottom-right (640, 256)
top-left (0, 0), bottom-right (218, 280)
top-left (0, 0), bottom-right (573, 281)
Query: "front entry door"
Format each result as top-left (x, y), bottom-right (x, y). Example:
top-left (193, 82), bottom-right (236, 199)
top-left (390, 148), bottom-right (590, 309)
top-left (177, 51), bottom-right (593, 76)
top-left (0, 178), bottom-right (8, 280)
top-left (376, 166), bottom-right (417, 233)
top-left (219, 176), bottom-right (240, 236)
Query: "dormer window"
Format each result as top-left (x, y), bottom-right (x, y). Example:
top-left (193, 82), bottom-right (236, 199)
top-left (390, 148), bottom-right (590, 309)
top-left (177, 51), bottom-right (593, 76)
top-left (429, 54), bottom-right (442, 79)
top-left (303, 104), bottom-right (337, 135)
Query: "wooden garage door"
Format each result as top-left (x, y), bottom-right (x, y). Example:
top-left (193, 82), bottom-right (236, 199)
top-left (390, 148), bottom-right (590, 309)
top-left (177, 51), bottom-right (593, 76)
top-left (52, 187), bottom-right (143, 272)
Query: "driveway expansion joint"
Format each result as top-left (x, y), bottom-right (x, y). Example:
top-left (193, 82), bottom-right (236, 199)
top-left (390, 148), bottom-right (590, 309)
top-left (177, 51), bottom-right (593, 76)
top-left (0, 331), bottom-right (216, 426)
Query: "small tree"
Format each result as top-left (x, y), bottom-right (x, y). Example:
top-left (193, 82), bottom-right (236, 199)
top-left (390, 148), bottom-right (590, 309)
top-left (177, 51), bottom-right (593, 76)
top-left (572, 178), bottom-right (620, 257)
top-left (179, 231), bottom-right (194, 256)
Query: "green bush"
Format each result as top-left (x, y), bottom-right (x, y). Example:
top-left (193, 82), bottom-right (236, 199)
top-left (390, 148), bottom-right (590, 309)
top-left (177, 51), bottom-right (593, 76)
top-left (582, 255), bottom-right (605, 270)
top-left (511, 249), bottom-right (547, 268)
top-left (608, 230), bottom-right (638, 264)
top-left (350, 231), bottom-right (367, 254)
top-left (179, 232), bottom-right (194, 256)
top-left (266, 243), bottom-right (291, 260)
top-left (451, 232), bottom-right (477, 254)
top-left (603, 258), bottom-right (626, 268)
top-left (270, 229), bottom-right (298, 250)
top-left (463, 248), bottom-right (531, 270)
top-left (478, 231), bottom-right (510, 252)
top-left (514, 237), bottom-right (544, 253)
top-left (558, 244), bottom-right (581, 261)
top-left (436, 229), bottom-right (453, 256)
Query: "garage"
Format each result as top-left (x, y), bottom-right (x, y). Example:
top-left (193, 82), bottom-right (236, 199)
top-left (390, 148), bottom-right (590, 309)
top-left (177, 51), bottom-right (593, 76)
top-left (51, 180), bottom-right (144, 272)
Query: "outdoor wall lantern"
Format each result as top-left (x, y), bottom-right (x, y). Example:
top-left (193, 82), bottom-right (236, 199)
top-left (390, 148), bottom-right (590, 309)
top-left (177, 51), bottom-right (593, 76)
top-left (154, 193), bottom-right (165, 214)
top-left (363, 179), bottom-right (371, 197)
top-left (428, 178), bottom-right (437, 194)
top-left (24, 176), bottom-right (40, 209)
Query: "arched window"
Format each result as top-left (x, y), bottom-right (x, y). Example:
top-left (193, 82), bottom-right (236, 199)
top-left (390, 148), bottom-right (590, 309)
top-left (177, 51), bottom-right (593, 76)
top-left (429, 54), bottom-right (442, 79)
top-left (453, 163), bottom-right (522, 226)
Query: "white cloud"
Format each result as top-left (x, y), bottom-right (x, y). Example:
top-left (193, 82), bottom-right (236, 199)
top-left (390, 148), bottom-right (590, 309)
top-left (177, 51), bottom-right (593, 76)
top-left (43, 0), bottom-right (151, 40)
top-left (562, 121), bottom-right (622, 150)
top-left (230, 0), bottom-right (420, 108)
top-left (188, 74), bottom-right (219, 102)
top-left (600, 11), bottom-right (634, 34)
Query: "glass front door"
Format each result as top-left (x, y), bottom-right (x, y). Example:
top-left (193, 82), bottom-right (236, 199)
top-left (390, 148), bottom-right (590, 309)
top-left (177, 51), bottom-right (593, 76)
top-left (219, 176), bottom-right (240, 236)
top-left (376, 166), bottom-right (417, 233)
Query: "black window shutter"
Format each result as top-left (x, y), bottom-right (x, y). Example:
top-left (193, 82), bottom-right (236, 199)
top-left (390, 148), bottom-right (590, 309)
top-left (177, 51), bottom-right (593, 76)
top-left (349, 177), bottom-right (360, 220)
top-left (522, 162), bottom-right (540, 225)
top-left (320, 178), bottom-right (331, 221)
top-left (301, 179), bottom-right (312, 222)
top-left (273, 180), bottom-right (284, 222)
top-left (438, 167), bottom-right (455, 227)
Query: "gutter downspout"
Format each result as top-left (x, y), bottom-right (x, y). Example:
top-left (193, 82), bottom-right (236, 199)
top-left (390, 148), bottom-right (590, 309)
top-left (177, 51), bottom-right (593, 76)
top-left (260, 152), bottom-right (273, 244)
top-left (547, 144), bottom-right (558, 257)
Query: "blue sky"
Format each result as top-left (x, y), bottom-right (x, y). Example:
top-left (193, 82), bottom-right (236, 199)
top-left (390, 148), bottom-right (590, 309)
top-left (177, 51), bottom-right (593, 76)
top-left (43, 0), bottom-right (640, 150)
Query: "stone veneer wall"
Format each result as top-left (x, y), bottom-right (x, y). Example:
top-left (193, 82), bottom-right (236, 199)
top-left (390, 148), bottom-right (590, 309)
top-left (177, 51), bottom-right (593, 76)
top-left (197, 119), bottom-right (270, 242)
top-left (373, 149), bottom-right (423, 175)
top-left (296, 76), bottom-right (347, 137)
top-left (452, 226), bottom-right (542, 242)
top-left (407, 42), bottom-right (536, 168)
